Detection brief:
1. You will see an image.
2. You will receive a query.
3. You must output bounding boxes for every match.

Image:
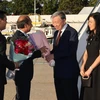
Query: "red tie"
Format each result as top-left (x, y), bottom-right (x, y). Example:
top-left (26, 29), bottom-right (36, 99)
top-left (56, 31), bottom-right (62, 45)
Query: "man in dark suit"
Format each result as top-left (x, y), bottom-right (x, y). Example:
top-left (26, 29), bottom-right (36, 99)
top-left (46, 11), bottom-right (80, 100)
top-left (0, 10), bottom-right (17, 100)
top-left (11, 15), bottom-right (47, 100)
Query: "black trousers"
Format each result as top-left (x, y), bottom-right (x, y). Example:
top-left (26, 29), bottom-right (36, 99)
top-left (0, 85), bottom-right (4, 100)
top-left (15, 81), bottom-right (31, 100)
top-left (54, 78), bottom-right (79, 100)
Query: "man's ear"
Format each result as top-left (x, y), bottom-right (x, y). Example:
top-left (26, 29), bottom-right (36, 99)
top-left (24, 24), bottom-right (28, 28)
top-left (0, 19), bottom-right (2, 22)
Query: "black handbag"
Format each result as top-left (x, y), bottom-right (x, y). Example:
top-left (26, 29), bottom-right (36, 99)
top-left (81, 76), bottom-right (92, 87)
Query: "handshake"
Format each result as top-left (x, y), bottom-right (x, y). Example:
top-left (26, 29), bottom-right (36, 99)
top-left (45, 54), bottom-right (55, 67)
top-left (39, 46), bottom-right (55, 67)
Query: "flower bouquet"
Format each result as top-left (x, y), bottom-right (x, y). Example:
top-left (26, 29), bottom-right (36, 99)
top-left (10, 39), bottom-right (34, 62)
top-left (7, 30), bottom-right (55, 79)
top-left (28, 30), bottom-right (55, 67)
top-left (7, 38), bottom-right (35, 80)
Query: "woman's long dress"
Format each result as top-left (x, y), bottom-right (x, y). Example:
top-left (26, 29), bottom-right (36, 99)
top-left (80, 34), bottom-right (100, 100)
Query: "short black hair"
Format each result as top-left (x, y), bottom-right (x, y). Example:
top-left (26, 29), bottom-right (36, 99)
top-left (0, 10), bottom-right (6, 20)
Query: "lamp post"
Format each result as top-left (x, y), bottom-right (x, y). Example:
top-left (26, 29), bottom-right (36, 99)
top-left (34, 0), bottom-right (36, 27)
top-left (34, 0), bottom-right (36, 14)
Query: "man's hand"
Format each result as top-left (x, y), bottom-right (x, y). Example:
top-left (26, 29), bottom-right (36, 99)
top-left (46, 54), bottom-right (54, 62)
top-left (14, 62), bottom-right (19, 68)
top-left (40, 46), bottom-right (47, 54)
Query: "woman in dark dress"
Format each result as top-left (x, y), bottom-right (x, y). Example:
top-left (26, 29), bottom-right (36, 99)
top-left (80, 12), bottom-right (100, 100)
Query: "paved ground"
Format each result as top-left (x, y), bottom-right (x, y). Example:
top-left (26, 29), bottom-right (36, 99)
top-left (4, 44), bottom-right (56, 100)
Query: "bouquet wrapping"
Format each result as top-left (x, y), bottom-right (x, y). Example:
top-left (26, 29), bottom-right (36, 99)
top-left (7, 30), bottom-right (55, 80)
top-left (7, 37), bottom-right (35, 80)
top-left (9, 30), bottom-right (53, 64)
top-left (9, 39), bottom-right (34, 62)
top-left (28, 30), bottom-right (55, 67)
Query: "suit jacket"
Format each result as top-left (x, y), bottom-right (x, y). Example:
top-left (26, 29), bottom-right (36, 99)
top-left (51, 24), bottom-right (80, 78)
top-left (11, 30), bottom-right (42, 85)
top-left (0, 33), bottom-right (15, 86)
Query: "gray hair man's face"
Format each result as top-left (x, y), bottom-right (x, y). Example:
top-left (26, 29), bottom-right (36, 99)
top-left (52, 16), bottom-right (66, 30)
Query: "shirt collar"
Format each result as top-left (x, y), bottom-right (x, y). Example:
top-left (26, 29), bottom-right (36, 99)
top-left (18, 29), bottom-right (28, 37)
top-left (58, 23), bottom-right (67, 36)
top-left (61, 23), bottom-right (68, 33)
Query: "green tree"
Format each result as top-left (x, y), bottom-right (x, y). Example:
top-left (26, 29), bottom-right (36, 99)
top-left (11, 0), bottom-right (34, 15)
top-left (0, 0), bottom-right (8, 12)
top-left (82, 0), bottom-right (89, 6)
top-left (41, 0), bottom-right (58, 14)
top-left (0, 0), bottom-right (98, 15)
top-left (58, 0), bottom-right (83, 14)
top-left (88, 0), bottom-right (98, 6)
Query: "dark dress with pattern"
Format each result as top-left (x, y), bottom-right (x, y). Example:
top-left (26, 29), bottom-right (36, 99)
top-left (80, 34), bottom-right (100, 100)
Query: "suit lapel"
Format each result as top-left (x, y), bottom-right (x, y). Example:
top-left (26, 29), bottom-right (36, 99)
top-left (11, 30), bottom-right (28, 42)
top-left (53, 24), bottom-right (70, 46)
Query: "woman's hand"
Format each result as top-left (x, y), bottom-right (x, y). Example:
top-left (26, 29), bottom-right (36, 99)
top-left (84, 67), bottom-right (93, 77)
top-left (80, 65), bottom-right (85, 77)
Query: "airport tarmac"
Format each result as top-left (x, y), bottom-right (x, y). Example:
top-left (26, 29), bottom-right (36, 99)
top-left (4, 44), bottom-right (56, 100)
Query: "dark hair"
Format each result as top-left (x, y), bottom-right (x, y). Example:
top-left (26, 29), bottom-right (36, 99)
top-left (87, 12), bottom-right (100, 41)
top-left (0, 10), bottom-right (6, 20)
top-left (17, 16), bottom-right (31, 28)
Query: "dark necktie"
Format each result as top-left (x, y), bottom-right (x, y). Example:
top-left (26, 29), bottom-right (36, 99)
top-left (56, 31), bottom-right (62, 45)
